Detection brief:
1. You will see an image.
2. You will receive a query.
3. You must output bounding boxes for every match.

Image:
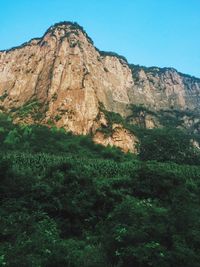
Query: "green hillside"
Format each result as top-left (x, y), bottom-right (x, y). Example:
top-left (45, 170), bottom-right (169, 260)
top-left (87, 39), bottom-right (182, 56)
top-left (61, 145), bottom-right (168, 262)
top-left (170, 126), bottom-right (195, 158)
top-left (1, 113), bottom-right (200, 267)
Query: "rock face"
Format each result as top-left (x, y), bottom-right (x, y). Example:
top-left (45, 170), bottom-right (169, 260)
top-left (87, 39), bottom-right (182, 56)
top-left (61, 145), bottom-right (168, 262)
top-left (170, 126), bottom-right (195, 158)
top-left (130, 66), bottom-right (200, 111)
top-left (93, 123), bottom-right (139, 153)
top-left (0, 22), bottom-right (200, 152)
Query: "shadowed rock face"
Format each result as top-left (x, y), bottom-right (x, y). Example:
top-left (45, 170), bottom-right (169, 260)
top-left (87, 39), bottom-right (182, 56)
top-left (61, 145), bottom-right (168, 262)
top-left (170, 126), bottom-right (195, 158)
top-left (0, 22), bottom-right (200, 152)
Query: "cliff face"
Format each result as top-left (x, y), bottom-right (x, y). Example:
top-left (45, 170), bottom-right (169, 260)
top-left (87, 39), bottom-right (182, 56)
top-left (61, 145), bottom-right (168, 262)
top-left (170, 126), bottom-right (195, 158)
top-left (130, 66), bottom-right (200, 111)
top-left (0, 22), bottom-right (200, 152)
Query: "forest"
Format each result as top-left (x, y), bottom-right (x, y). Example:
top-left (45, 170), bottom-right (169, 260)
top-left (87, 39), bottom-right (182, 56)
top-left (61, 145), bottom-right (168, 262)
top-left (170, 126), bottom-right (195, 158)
top-left (0, 112), bottom-right (200, 267)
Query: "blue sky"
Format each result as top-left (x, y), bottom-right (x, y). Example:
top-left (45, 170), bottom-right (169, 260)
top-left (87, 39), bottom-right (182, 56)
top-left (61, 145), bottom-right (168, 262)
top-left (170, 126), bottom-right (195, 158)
top-left (1, 0), bottom-right (200, 77)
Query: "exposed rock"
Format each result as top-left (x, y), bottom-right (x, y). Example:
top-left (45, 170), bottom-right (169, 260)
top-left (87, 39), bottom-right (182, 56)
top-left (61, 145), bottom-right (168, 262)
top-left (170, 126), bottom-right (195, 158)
top-left (0, 22), bottom-right (200, 151)
top-left (130, 66), bottom-right (200, 111)
top-left (93, 123), bottom-right (139, 153)
top-left (144, 114), bottom-right (157, 129)
top-left (128, 111), bottom-right (159, 129)
top-left (191, 139), bottom-right (200, 150)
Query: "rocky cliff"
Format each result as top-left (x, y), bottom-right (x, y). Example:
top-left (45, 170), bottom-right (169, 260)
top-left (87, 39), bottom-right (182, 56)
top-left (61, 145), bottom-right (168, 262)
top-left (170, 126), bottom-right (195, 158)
top-left (0, 22), bottom-right (200, 152)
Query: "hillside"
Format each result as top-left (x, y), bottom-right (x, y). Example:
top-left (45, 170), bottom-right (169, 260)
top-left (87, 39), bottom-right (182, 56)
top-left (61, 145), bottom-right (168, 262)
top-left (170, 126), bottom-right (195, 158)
top-left (1, 22), bottom-right (200, 267)
top-left (0, 114), bottom-right (200, 267)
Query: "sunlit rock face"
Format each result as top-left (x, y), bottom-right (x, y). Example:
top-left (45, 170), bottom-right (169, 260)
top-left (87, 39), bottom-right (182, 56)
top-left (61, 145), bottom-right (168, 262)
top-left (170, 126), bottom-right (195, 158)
top-left (129, 66), bottom-right (200, 111)
top-left (0, 22), bottom-right (200, 152)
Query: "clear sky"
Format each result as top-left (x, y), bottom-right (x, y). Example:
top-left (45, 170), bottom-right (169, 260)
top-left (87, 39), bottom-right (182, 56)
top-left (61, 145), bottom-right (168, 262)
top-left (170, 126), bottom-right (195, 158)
top-left (1, 0), bottom-right (200, 77)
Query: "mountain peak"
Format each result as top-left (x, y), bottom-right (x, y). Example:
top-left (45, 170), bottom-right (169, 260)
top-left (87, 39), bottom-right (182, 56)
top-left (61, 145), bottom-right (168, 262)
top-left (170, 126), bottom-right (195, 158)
top-left (1, 22), bottom-right (200, 152)
top-left (43, 21), bottom-right (94, 45)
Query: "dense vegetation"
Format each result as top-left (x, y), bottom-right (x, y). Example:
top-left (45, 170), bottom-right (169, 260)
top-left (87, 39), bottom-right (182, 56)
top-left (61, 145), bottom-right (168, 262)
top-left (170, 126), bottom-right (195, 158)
top-left (1, 113), bottom-right (200, 267)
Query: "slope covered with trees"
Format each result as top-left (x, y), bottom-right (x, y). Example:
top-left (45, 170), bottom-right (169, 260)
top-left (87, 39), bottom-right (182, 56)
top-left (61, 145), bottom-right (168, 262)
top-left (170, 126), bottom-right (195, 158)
top-left (1, 113), bottom-right (200, 267)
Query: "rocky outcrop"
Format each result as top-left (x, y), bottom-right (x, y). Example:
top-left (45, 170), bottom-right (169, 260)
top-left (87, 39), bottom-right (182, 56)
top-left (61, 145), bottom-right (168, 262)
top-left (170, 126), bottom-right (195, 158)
top-left (0, 22), bottom-right (200, 152)
top-left (93, 123), bottom-right (139, 153)
top-left (130, 66), bottom-right (200, 111)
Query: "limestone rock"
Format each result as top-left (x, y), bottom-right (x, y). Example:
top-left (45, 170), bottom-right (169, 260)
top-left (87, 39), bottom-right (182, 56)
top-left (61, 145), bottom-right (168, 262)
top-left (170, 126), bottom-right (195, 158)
top-left (0, 22), bottom-right (200, 152)
top-left (93, 124), bottom-right (139, 153)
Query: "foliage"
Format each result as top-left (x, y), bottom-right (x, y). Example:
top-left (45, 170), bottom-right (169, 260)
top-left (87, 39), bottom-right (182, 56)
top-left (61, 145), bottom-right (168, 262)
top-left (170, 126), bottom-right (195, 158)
top-left (10, 99), bottom-right (44, 121)
top-left (98, 104), bottom-right (127, 136)
top-left (139, 127), bottom-right (199, 164)
top-left (128, 104), bottom-right (156, 118)
top-left (0, 92), bottom-right (8, 101)
top-left (44, 21), bottom-right (94, 45)
top-left (99, 50), bottom-right (128, 63)
top-left (1, 114), bottom-right (200, 266)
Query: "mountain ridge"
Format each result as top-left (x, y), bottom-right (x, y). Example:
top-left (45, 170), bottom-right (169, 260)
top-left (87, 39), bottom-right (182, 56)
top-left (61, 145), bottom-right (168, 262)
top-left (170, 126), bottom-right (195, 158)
top-left (1, 21), bottom-right (199, 80)
top-left (1, 21), bottom-right (200, 152)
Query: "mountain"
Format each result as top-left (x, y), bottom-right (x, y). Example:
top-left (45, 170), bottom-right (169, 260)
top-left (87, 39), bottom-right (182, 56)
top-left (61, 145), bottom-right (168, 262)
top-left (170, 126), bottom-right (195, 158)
top-left (0, 21), bottom-right (200, 152)
top-left (1, 22), bottom-right (200, 267)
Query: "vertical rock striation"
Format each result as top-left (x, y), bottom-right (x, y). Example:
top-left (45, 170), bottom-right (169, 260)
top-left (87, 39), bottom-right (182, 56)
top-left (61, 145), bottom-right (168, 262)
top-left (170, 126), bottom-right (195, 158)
top-left (0, 22), bottom-right (200, 151)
